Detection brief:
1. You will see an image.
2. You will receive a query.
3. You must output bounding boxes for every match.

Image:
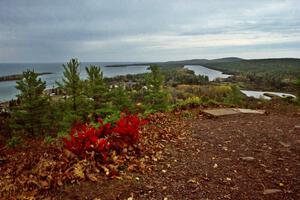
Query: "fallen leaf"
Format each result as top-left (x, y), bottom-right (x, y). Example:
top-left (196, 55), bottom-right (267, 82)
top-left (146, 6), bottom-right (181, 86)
top-left (263, 189), bottom-right (281, 195)
top-left (188, 179), bottom-right (197, 184)
top-left (87, 174), bottom-right (98, 182)
top-left (74, 163), bottom-right (85, 179)
top-left (57, 180), bottom-right (63, 187)
top-left (241, 157), bottom-right (255, 161)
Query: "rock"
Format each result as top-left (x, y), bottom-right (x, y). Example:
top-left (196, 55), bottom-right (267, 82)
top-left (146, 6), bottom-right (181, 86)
top-left (265, 169), bottom-right (273, 174)
top-left (279, 141), bottom-right (291, 148)
top-left (276, 128), bottom-right (283, 132)
top-left (278, 182), bottom-right (284, 187)
top-left (225, 177), bottom-right (232, 181)
top-left (263, 189), bottom-right (281, 195)
top-left (146, 185), bottom-right (154, 190)
top-left (260, 164), bottom-right (267, 168)
top-left (295, 125), bottom-right (300, 129)
top-left (241, 157), bottom-right (255, 161)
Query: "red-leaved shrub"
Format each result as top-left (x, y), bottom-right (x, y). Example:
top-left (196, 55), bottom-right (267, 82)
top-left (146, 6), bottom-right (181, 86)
top-left (62, 114), bottom-right (147, 161)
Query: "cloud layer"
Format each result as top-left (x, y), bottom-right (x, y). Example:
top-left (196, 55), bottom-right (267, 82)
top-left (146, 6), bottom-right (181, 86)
top-left (0, 0), bottom-right (299, 62)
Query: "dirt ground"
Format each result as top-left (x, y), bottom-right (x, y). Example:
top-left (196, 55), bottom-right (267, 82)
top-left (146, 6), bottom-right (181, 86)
top-left (52, 111), bottom-right (300, 200)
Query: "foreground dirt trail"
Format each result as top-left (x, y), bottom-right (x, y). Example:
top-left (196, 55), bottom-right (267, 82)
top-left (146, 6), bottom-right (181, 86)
top-left (57, 112), bottom-right (300, 200)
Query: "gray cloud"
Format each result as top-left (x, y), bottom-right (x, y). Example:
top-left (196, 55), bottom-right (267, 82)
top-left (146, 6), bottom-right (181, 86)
top-left (0, 0), bottom-right (299, 62)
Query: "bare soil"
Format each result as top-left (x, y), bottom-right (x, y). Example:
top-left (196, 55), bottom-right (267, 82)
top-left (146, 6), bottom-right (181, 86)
top-left (52, 111), bottom-right (300, 200)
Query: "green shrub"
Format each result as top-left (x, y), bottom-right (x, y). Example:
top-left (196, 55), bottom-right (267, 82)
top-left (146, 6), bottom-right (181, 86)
top-left (109, 84), bottom-right (135, 112)
top-left (175, 96), bottom-right (202, 109)
top-left (44, 135), bottom-right (54, 144)
top-left (223, 85), bottom-right (245, 105)
top-left (174, 96), bottom-right (218, 109)
top-left (143, 90), bottom-right (170, 111)
top-left (296, 76), bottom-right (300, 103)
top-left (95, 107), bottom-right (121, 125)
top-left (57, 131), bottom-right (68, 139)
top-left (6, 136), bottom-right (23, 147)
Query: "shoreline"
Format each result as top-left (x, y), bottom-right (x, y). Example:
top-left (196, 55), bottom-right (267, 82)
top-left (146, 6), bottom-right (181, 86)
top-left (105, 63), bottom-right (153, 67)
top-left (0, 72), bottom-right (53, 82)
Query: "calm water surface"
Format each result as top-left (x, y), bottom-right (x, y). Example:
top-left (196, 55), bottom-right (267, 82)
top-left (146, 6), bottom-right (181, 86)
top-left (184, 65), bottom-right (231, 81)
top-left (0, 62), bottom-right (149, 101)
top-left (241, 90), bottom-right (296, 100)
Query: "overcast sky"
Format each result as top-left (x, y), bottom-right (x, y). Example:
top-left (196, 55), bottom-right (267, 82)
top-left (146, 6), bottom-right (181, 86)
top-left (0, 0), bottom-right (299, 62)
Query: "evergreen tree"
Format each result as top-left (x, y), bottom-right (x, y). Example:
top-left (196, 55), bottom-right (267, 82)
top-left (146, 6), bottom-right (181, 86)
top-left (85, 65), bottom-right (107, 110)
top-left (223, 85), bottom-right (244, 105)
top-left (144, 65), bottom-right (169, 111)
top-left (57, 58), bottom-right (83, 113)
top-left (14, 70), bottom-right (49, 136)
top-left (110, 84), bottom-right (134, 112)
top-left (145, 65), bottom-right (164, 92)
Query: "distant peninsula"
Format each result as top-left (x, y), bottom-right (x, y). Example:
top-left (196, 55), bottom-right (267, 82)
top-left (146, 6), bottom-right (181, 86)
top-left (0, 72), bottom-right (53, 82)
top-left (104, 57), bottom-right (244, 68)
top-left (104, 57), bottom-right (300, 77)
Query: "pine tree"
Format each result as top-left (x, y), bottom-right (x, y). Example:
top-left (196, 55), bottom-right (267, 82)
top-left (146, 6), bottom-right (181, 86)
top-left (110, 84), bottom-right (134, 112)
top-left (14, 70), bottom-right (49, 136)
top-left (145, 65), bottom-right (164, 92)
top-left (85, 65), bottom-right (107, 110)
top-left (144, 65), bottom-right (169, 111)
top-left (57, 58), bottom-right (83, 113)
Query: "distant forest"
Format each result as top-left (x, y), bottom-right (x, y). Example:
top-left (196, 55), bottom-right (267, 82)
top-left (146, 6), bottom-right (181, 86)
top-left (108, 57), bottom-right (300, 91)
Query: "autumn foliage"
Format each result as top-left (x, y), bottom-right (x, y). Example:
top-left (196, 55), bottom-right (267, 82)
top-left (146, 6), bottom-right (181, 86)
top-left (62, 114), bottom-right (147, 161)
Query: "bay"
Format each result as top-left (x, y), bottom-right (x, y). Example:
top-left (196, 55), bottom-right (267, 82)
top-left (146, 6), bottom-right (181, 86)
top-left (0, 62), bottom-right (149, 102)
top-left (184, 65), bottom-right (231, 81)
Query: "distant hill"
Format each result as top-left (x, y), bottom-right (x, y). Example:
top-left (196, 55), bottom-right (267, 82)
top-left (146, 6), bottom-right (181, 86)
top-left (155, 57), bottom-right (244, 65)
top-left (105, 57), bottom-right (244, 68)
top-left (209, 57), bottom-right (244, 63)
top-left (202, 58), bottom-right (300, 77)
top-left (105, 57), bottom-right (300, 78)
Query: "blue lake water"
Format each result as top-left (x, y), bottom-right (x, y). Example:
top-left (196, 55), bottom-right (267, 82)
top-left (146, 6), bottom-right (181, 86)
top-left (0, 62), bottom-right (149, 102)
top-left (184, 65), bottom-right (231, 81)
